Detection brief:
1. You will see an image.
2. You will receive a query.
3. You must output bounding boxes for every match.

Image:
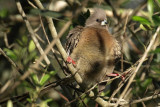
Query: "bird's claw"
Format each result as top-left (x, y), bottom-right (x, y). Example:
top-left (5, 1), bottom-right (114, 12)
top-left (107, 73), bottom-right (125, 81)
top-left (66, 56), bottom-right (76, 65)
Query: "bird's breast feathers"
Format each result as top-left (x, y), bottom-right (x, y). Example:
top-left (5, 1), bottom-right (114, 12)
top-left (77, 27), bottom-right (118, 57)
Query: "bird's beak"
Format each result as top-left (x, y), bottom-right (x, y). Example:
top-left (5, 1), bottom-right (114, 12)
top-left (101, 19), bottom-right (108, 26)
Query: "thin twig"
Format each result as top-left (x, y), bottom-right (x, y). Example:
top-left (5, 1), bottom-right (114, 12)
top-left (0, 48), bottom-right (35, 94)
top-left (33, 25), bottom-right (46, 43)
top-left (121, 14), bottom-right (129, 72)
top-left (0, 18), bottom-right (71, 100)
top-left (128, 0), bottom-right (147, 24)
top-left (39, 15), bottom-right (66, 76)
top-left (115, 26), bottom-right (160, 107)
top-left (33, 0), bottom-right (83, 87)
top-left (27, 0), bottom-right (37, 9)
top-left (109, 67), bottom-right (135, 102)
top-left (105, 0), bottom-right (120, 21)
top-left (15, 0), bottom-right (50, 65)
top-left (130, 93), bottom-right (160, 105)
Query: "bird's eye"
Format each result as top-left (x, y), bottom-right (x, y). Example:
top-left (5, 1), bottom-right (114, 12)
top-left (96, 19), bottom-right (100, 22)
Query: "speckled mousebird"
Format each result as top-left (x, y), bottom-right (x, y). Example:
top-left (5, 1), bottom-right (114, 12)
top-left (65, 8), bottom-right (121, 90)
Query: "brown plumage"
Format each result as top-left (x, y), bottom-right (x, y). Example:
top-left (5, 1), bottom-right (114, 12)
top-left (65, 8), bottom-right (121, 90)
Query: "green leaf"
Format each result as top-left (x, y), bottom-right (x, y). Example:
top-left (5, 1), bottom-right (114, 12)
top-left (29, 9), bottom-right (62, 18)
top-left (84, 9), bottom-right (90, 18)
top-left (152, 15), bottom-right (160, 26)
top-left (150, 48), bottom-right (160, 53)
top-left (40, 102), bottom-right (48, 107)
top-left (3, 48), bottom-right (17, 61)
top-left (74, 9), bottom-right (90, 27)
top-left (28, 40), bottom-right (36, 52)
top-left (0, 9), bottom-right (8, 18)
top-left (7, 100), bottom-right (13, 107)
top-left (140, 24), bottom-right (147, 31)
top-left (22, 35), bottom-right (28, 46)
top-left (40, 71), bottom-right (57, 86)
top-left (132, 16), bottom-right (151, 25)
top-left (147, 0), bottom-right (154, 16)
top-left (141, 78), bottom-right (152, 88)
top-left (25, 51), bottom-right (37, 65)
top-left (31, 73), bottom-right (39, 85)
top-left (44, 99), bottom-right (53, 103)
top-left (157, 0), bottom-right (160, 6)
top-left (40, 99), bottom-right (54, 107)
top-left (151, 66), bottom-right (160, 73)
top-left (155, 53), bottom-right (160, 62)
top-left (16, 39), bottom-right (23, 47)
top-left (26, 98), bottom-right (32, 103)
top-left (140, 24), bottom-right (153, 31)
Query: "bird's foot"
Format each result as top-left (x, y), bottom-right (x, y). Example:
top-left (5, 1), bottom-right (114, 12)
top-left (107, 73), bottom-right (125, 81)
top-left (66, 56), bottom-right (76, 65)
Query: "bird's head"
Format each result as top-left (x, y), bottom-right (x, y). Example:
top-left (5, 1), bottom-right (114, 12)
top-left (85, 8), bottom-right (108, 29)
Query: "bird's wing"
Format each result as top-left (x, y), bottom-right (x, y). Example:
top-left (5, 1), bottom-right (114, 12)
top-left (65, 26), bottom-right (84, 55)
top-left (113, 40), bottom-right (121, 59)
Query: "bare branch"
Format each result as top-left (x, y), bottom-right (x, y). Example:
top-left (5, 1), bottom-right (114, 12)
top-left (115, 26), bottom-right (160, 106)
top-left (15, 0), bottom-right (50, 65)
top-left (33, 0), bottom-right (83, 87)
top-left (0, 48), bottom-right (35, 94)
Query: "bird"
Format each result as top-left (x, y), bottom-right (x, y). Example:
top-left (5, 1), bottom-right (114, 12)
top-left (65, 8), bottom-right (121, 90)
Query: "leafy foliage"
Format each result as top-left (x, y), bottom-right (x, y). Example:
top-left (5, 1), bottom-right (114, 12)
top-left (0, 0), bottom-right (160, 106)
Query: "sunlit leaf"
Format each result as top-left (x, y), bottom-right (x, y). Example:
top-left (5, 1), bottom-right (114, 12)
top-left (140, 24), bottom-right (147, 31)
top-left (40, 102), bottom-right (48, 107)
top-left (40, 71), bottom-right (57, 86)
top-left (31, 73), bottom-right (39, 85)
top-left (40, 99), bottom-right (53, 107)
top-left (7, 100), bottom-right (13, 107)
top-left (3, 48), bottom-right (17, 61)
top-left (27, 98), bottom-right (32, 103)
top-left (44, 99), bottom-right (53, 103)
top-left (132, 16), bottom-right (151, 25)
top-left (140, 24), bottom-right (153, 31)
top-left (28, 40), bottom-right (36, 52)
top-left (147, 0), bottom-right (154, 16)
